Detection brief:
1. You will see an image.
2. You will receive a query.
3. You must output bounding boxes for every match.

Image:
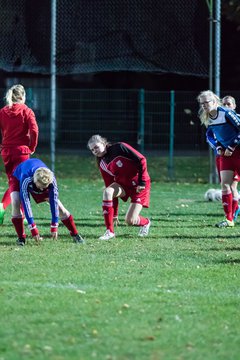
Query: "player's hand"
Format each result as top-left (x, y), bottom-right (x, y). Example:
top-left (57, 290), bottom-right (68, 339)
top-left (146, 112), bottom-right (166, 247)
top-left (136, 185), bottom-right (145, 193)
top-left (224, 148), bottom-right (233, 157)
top-left (33, 234), bottom-right (43, 244)
top-left (217, 149), bottom-right (224, 156)
top-left (51, 231), bottom-right (58, 240)
top-left (113, 216), bottom-right (120, 227)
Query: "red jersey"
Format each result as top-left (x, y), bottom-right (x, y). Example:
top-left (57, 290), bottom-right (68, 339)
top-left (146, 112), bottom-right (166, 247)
top-left (99, 142), bottom-right (150, 188)
top-left (0, 103), bottom-right (38, 154)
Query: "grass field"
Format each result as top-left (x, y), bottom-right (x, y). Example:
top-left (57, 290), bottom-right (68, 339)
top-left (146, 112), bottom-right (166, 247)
top-left (0, 155), bottom-right (239, 360)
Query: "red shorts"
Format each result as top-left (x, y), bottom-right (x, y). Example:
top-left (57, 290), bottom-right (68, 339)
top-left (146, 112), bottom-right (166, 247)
top-left (1, 146), bottom-right (31, 179)
top-left (216, 155), bottom-right (239, 181)
top-left (120, 179), bottom-right (151, 208)
top-left (10, 176), bottom-right (49, 203)
top-left (219, 148), bottom-right (240, 177)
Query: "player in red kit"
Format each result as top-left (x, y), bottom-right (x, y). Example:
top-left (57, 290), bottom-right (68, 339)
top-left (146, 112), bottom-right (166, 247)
top-left (88, 134), bottom-right (151, 240)
top-left (0, 84), bottom-right (39, 224)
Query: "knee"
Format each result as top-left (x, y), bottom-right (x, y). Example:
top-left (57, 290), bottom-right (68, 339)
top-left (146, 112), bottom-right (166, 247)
top-left (103, 186), bottom-right (114, 200)
top-left (59, 210), bottom-right (70, 220)
top-left (11, 197), bottom-right (20, 209)
top-left (11, 199), bottom-right (21, 215)
top-left (221, 183), bottom-right (231, 192)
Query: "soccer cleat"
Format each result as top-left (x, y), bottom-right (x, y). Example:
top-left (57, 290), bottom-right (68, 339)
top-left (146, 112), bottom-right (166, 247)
top-left (233, 206), bottom-right (240, 222)
top-left (99, 230), bottom-right (115, 241)
top-left (0, 203), bottom-right (5, 225)
top-left (138, 219), bottom-right (151, 237)
top-left (16, 238), bottom-right (26, 246)
top-left (215, 219), bottom-right (234, 228)
top-left (72, 233), bottom-right (85, 244)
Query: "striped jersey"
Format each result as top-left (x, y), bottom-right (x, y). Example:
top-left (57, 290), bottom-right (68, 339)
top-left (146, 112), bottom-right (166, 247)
top-left (13, 158), bottom-right (59, 225)
top-left (206, 107), bottom-right (240, 150)
top-left (98, 142), bottom-right (150, 188)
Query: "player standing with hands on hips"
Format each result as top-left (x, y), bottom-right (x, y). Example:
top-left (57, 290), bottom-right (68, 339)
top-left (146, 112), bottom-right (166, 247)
top-left (88, 135), bottom-right (151, 240)
top-left (10, 158), bottom-right (85, 245)
top-left (0, 84), bottom-right (39, 224)
top-left (197, 90), bottom-right (240, 228)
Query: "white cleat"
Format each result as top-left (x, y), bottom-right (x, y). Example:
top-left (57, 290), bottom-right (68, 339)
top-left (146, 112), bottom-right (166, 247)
top-left (99, 230), bottom-right (115, 241)
top-left (138, 219), bottom-right (151, 237)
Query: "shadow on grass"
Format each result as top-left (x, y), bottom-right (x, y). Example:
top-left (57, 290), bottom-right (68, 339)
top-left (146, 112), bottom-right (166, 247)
top-left (215, 258), bottom-right (240, 264)
top-left (208, 246), bottom-right (240, 251)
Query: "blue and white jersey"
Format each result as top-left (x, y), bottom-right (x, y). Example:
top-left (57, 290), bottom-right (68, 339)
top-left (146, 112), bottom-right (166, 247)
top-left (206, 107), bottom-right (240, 150)
top-left (206, 127), bottom-right (218, 154)
top-left (13, 158), bottom-right (59, 225)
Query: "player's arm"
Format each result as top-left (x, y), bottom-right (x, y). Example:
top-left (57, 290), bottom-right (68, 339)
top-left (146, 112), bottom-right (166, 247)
top-left (223, 110), bottom-right (240, 152)
top-left (206, 127), bottom-right (224, 155)
top-left (26, 108), bottom-right (39, 154)
top-left (48, 177), bottom-right (59, 239)
top-left (20, 177), bottom-right (40, 240)
top-left (113, 197), bottom-right (119, 226)
top-left (118, 143), bottom-right (147, 186)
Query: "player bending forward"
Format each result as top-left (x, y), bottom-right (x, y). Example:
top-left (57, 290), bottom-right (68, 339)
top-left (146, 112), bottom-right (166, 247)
top-left (10, 158), bottom-right (85, 246)
top-left (88, 134), bottom-right (151, 240)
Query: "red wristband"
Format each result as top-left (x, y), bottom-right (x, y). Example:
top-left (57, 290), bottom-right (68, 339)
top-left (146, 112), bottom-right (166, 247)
top-left (51, 223), bottom-right (59, 233)
top-left (28, 223), bottom-right (39, 237)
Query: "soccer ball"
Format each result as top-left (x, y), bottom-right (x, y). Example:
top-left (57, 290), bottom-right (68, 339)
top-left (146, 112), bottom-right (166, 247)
top-left (204, 188), bottom-right (216, 201)
top-left (214, 189), bottom-right (222, 202)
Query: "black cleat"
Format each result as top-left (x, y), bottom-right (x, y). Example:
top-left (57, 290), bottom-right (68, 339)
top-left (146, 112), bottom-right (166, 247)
top-left (72, 233), bottom-right (85, 244)
top-left (16, 238), bottom-right (26, 246)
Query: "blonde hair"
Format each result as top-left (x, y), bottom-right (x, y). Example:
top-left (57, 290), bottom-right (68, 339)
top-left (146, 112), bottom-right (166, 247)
top-left (5, 84), bottom-right (26, 107)
top-left (33, 167), bottom-right (53, 187)
top-left (222, 95), bottom-right (236, 109)
top-left (87, 134), bottom-right (108, 149)
top-left (197, 90), bottom-right (221, 127)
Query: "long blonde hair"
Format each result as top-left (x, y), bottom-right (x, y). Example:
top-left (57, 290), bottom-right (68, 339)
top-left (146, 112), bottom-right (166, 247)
top-left (5, 84), bottom-right (26, 107)
top-left (197, 90), bottom-right (221, 127)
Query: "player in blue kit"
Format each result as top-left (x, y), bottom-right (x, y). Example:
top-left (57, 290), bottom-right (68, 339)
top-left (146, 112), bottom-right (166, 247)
top-left (10, 158), bottom-right (85, 245)
top-left (197, 90), bottom-right (240, 227)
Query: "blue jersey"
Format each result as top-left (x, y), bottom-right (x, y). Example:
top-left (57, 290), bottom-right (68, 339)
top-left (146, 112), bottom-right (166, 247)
top-left (13, 158), bottom-right (59, 225)
top-left (206, 107), bottom-right (240, 150)
top-left (206, 127), bottom-right (218, 155)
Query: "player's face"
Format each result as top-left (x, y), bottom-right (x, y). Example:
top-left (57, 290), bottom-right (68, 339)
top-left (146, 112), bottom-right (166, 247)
top-left (222, 99), bottom-right (235, 110)
top-left (35, 180), bottom-right (49, 191)
top-left (89, 142), bottom-right (106, 157)
top-left (199, 96), bottom-right (216, 112)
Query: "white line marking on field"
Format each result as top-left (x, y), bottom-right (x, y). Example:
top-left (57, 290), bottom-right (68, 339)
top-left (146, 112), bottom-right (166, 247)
top-left (0, 280), bottom-right (88, 291)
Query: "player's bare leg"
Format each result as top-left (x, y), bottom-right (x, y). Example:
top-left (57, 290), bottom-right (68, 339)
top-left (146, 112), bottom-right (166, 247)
top-left (125, 203), bottom-right (151, 237)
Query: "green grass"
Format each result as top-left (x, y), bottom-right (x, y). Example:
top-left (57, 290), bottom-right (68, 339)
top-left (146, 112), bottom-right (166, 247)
top-left (0, 156), bottom-right (239, 360)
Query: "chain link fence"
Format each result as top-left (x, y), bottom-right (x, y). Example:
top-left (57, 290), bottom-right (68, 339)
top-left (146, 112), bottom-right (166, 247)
top-left (2, 87), bottom-right (238, 155)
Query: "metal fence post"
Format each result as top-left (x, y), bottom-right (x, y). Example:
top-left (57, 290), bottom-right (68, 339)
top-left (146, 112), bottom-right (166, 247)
top-left (168, 90), bottom-right (175, 180)
top-left (50, 0), bottom-right (57, 172)
top-left (138, 88), bottom-right (145, 153)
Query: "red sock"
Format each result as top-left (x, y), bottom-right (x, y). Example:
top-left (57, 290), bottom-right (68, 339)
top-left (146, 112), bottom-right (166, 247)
top-left (137, 216), bottom-right (149, 226)
top-left (222, 193), bottom-right (233, 221)
top-left (102, 200), bottom-right (114, 233)
top-left (12, 216), bottom-right (26, 238)
top-left (61, 214), bottom-right (78, 236)
top-left (1, 189), bottom-right (11, 210)
top-left (232, 198), bottom-right (239, 217)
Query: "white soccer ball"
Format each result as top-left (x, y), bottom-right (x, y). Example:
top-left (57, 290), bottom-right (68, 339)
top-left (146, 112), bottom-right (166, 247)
top-left (214, 189), bottom-right (222, 202)
top-left (204, 188), bottom-right (216, 201)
